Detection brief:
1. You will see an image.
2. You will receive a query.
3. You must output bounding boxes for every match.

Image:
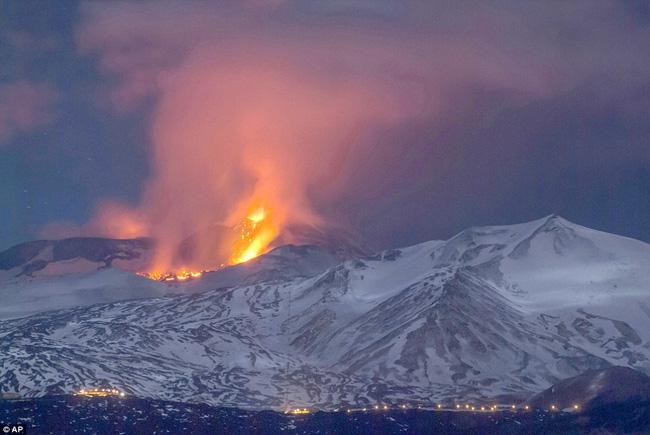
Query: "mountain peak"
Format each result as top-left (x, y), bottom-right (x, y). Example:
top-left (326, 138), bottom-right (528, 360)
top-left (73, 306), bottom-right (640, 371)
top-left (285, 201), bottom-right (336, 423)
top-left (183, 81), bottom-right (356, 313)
top-left (530, 214), bottom-right (580, 237)
top-left (539, 213), bottom-right (574, 228)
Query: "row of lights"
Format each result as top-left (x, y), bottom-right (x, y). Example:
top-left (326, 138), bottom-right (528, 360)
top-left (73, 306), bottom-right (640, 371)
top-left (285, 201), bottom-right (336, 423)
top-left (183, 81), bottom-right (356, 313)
top-left (342, 402), bottom-right (579, 414)
top-left (454, 403), bottom-right (528, 412)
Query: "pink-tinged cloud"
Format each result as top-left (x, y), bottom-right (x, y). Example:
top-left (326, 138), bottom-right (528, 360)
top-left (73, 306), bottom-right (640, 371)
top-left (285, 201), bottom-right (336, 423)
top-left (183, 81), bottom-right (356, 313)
top-left (0, 81), bottom-right (57, 145)
top-left (39, 199), bottom-right (147, 240)
top-left (75, 1), bottom-right (650, 270)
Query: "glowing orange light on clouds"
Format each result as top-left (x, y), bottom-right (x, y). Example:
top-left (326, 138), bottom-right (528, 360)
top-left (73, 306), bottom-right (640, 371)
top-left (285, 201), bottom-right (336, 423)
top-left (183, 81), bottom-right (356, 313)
top-left (137, 199), bottom-right (281, 281)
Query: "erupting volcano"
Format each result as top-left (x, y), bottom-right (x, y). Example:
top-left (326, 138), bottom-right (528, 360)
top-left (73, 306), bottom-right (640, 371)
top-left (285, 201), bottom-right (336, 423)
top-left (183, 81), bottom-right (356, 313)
top-left (138, 201), bottom-right (279, 281)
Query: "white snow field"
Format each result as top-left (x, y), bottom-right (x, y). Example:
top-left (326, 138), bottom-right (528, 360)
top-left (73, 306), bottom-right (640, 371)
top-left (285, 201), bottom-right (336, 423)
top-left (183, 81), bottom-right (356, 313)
top-left (1, 215), bottom-right (649, 410)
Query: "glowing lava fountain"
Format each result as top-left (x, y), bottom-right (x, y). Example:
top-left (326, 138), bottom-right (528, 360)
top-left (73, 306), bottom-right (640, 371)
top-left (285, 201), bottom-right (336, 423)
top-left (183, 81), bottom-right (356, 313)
top-left (139, 202), bottom-right (278, 281)
top-left (228, 203), bottom-right (278, 265)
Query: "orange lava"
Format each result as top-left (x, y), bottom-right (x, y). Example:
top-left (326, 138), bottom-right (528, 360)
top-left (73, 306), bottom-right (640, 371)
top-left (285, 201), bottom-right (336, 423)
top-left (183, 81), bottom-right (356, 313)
top-left (138, 201), bottom-right (278, 281)
top-left (138, 269), bottom-right (203, 282)
top-left (228, 203), bottom-right (278, 265)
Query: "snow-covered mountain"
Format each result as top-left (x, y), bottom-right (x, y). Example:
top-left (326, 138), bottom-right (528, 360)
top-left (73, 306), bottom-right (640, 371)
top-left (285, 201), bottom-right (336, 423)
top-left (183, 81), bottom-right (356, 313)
top-left (0, 224), bottom-right (358, 320)
top-left (0, 239), bottom-right (339, 320)
top-left (1, 215), bottom-right (649, 410)
top-left (0, 237), bottom-right (153, 278)
top-left (0, 237), bottom-right (161, 319)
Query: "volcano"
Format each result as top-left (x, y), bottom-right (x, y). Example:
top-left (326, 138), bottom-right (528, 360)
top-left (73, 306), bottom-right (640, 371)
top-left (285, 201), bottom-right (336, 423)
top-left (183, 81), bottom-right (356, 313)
top-left (0, 223), bottom-right (363, 319)
top-left (1, 215), bottom-right (650, 410)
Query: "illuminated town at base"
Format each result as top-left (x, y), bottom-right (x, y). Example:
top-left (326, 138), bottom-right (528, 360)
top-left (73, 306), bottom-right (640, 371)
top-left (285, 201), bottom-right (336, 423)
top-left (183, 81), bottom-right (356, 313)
top-left (75, 388), bottom-right (126, 398)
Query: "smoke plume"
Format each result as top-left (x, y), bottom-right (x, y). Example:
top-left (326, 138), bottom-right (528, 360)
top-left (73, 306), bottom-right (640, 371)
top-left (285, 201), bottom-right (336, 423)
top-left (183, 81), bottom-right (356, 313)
top-left (75, 1), bottom-right (650, 270)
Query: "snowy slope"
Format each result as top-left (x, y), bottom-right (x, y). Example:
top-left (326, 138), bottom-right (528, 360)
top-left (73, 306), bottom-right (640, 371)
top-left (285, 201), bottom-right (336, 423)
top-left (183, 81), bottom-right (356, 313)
top-left (1, 215), bottom-right (649, 410)
top-left (0, 237), bottom-right (164, 320)
top-left (0, 268), bottom-right (167, 320)
top-left (0, 237), bottom-right (153, 280)
top-left (184, 244), bottom-right (339, 293)
top-left (428, 215), bottom-right (650, 372)
top-left (0, 240), bottom-right (339, 320)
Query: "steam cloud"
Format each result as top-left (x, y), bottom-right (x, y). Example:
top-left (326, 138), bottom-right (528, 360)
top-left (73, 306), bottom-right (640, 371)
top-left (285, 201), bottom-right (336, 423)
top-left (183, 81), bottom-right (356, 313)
top-left (75, 1), bottom-right (650, 269)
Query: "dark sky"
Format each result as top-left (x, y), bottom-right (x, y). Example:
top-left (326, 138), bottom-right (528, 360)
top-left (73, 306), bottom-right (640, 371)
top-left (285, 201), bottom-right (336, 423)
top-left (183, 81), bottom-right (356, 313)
top-left (1, 0), bottom-right (649, 252)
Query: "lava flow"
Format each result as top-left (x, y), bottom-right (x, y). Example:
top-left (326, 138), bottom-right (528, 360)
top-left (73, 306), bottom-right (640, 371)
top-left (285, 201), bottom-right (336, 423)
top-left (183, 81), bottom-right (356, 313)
top-left (228, 204), bottom-right (278, 265)
top-left (139, 203), bottom-right (278, 281)
top-left (139, 269), bottom-right (203, 282)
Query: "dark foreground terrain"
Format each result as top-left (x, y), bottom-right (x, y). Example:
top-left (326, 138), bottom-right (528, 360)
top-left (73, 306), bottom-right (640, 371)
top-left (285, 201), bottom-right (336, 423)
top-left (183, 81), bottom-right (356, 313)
top-left (1, 395), bottom-right (649, 435)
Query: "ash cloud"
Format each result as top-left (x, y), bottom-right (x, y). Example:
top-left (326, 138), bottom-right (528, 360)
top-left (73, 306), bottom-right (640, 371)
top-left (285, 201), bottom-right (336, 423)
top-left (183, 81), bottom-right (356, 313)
top-left (74, 0), bottom-right (650, 263)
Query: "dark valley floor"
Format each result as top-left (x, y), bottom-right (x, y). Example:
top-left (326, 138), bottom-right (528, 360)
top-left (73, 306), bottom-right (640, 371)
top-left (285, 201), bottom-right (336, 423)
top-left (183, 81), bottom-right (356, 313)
top-left (2, 395), bottom-right (650, 435)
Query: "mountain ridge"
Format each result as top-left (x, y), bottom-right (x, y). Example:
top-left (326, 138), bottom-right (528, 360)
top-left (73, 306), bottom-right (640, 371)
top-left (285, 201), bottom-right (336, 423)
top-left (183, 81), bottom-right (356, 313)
top-left (1, 215), bottom-right (649, 409)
